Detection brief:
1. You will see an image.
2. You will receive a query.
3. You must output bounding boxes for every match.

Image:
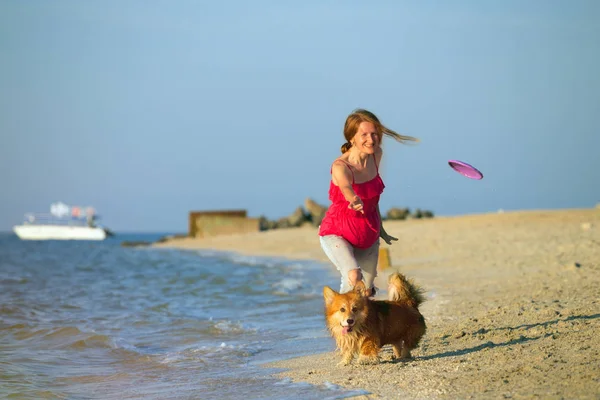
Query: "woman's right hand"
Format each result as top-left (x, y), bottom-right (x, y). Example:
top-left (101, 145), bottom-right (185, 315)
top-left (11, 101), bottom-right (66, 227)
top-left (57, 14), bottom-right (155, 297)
top-left (348, 195), bottom-right (364, 214)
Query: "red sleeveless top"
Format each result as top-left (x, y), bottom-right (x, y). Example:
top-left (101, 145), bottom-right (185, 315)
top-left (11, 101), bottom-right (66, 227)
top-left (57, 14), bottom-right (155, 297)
top-left (318, 155), bottom-right (385, 249)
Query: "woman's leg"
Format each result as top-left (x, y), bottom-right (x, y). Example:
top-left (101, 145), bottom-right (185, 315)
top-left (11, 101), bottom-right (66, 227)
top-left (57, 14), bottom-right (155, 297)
top-left (354, 240), bottom-right (380, 295)
top-left (319, 235), bottom-right (361, 293)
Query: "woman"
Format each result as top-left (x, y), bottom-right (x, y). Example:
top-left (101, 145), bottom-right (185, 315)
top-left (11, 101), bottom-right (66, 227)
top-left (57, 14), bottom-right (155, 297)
top-left (318, 109), bottom-right (418, 296)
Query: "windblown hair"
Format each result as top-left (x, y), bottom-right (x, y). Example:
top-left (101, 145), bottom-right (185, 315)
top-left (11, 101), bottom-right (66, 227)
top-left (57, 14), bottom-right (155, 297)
top-left (341, 109), bottom-right (419, 153)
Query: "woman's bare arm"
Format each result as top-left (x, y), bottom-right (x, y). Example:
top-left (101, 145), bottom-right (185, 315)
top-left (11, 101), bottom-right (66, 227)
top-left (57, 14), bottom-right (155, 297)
top-left (331, 161), bottom-right (364, 213)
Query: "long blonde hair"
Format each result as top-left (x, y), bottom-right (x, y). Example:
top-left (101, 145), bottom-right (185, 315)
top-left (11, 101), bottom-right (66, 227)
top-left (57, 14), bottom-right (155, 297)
top-left (340, 109), bottom-right (418, 153)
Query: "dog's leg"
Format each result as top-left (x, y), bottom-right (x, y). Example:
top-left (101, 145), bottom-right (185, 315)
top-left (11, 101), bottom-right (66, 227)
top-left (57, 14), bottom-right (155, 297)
top-left (399, 342), bottom-right (413, 359)
top-left (392, 341), bottom-right (413, 360)
top-left (391, 341), bottom-right (403, 359)
top-left (357, 339), bottom-right (380, 364)
top-left (337, 341), bottom-right (356, 365)
top-left (338, 350), bottom-right (354, 366)
top-left (400, 321), bottom-right (426, 359)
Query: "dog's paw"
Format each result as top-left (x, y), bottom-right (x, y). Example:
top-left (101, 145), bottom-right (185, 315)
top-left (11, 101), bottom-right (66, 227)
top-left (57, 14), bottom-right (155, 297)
top-left (357, 355), bottom-right (380, 365)
top-left (400, 350), bottom-right (413, 360)
top-left (337, 354), bottom-right (354, 366)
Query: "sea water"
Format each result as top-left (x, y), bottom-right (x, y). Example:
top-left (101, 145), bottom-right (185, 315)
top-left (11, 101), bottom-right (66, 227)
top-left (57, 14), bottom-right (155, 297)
top-left (0, 233), bottom-right (367, 399)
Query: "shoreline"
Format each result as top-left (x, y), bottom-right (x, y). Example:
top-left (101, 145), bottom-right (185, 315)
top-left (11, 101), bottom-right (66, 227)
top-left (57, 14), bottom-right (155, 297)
top-left (154, 208), bottom-right (600, 399)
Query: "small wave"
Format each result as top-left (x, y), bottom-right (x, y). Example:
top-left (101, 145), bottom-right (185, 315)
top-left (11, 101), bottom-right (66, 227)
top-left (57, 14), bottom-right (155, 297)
top-left (44, 327), bottom-right (120, 351)
top-left (274, 378), bottom-right (369, 399)
top-left (147, 303), bottom-right (170, 312)
top-left (273, 378), bottom-right (314, 389)
top-left (227, 254), bottom-right (283, 268)
top-left (13, 327), bottom-right (51, 340)
top-left (322, 382), bottom-right (369, 398)
top-left (286, 261), bottom-right (331, 271)
top-left (57, 372), bottom-right (132, 385)
top-left (272, 278), bottom-right (307, 295)
top-left (196, 250), bottom-right (286, 269)
top-left (59, 303), bottom-right (82, 310)
top-left (0, 274), bottom-right (28, 284)
top-left (210, 320), bottom-right (255, 335)
top-left (5, 389), bottom-right (68, 399)
top-left (10, 325), bottom-right (119, 351)
top-left (323, 381), bottom-right (343, 390)
top-left (67, 334), bottom-right (115, 350)
top-left (109, 339), bottom-right (167, 363)
top-left (0, 305), bottom-right (20, 316)
top-left (159, 342), bottom-right (260, 365)
top-left (44, 326), bottom-right (84, 339)
top-left (99, 337), bottom-right (258, 369)
top-left (0, 323), bottom-right (29, 331)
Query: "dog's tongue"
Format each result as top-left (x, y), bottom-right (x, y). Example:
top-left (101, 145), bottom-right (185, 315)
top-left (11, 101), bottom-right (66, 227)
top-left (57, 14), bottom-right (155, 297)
top-left (342, 326), bottom-right (352, 335)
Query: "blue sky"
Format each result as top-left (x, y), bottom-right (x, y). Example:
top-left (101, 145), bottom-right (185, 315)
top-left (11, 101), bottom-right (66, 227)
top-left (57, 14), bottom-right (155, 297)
top-left (1, 1), bottom-right (598, 232)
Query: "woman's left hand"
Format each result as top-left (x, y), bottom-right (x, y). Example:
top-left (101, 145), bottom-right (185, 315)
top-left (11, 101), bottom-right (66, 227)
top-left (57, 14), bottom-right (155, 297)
top-left (380, 231), bottom-right (398, 245)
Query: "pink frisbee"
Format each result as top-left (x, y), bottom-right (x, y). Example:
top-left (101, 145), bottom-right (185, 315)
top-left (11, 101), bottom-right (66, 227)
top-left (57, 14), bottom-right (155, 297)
top-left (448, 160), bottom-right (483, 180)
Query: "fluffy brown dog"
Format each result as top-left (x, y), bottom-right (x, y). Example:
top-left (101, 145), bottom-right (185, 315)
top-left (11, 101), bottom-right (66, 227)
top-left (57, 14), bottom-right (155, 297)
top-left (323, 272), bottom-right (426, 365)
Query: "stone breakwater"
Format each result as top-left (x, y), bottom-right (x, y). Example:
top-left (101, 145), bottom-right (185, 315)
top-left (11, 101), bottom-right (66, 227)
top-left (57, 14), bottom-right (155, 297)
top-left (259, 197), bottom-right (434, 231)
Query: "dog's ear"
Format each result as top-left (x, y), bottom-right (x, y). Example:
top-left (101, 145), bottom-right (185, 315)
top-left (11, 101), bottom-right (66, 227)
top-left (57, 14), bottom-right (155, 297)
top-left (354, 281), bottom-right (367, 297)
top-left (323, 286), bottom-right (337, 305)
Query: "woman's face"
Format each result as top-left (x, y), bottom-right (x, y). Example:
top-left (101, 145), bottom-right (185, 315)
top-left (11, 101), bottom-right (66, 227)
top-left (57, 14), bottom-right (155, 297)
top-left (352, 122), bottom-right (379, 154)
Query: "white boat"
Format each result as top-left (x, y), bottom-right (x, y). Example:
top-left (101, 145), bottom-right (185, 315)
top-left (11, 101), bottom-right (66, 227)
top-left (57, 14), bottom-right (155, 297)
top-left (13, 202), bottom-right (113, 241)
top-left (13, 224), bottom-right (107, 241)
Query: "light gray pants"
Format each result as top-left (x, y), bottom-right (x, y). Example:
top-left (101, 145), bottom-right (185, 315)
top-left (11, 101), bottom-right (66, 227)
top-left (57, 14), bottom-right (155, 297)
top-left (319, 235), bottom-right (379, 293)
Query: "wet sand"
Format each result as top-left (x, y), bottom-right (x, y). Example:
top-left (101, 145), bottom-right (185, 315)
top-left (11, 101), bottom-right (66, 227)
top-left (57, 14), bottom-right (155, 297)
top-left (155, 208), bottom-right (600, 399)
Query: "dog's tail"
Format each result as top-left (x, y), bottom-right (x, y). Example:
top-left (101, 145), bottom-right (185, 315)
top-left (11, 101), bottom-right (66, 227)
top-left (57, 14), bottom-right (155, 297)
top-left (387, 272), bottom-right (425, 308)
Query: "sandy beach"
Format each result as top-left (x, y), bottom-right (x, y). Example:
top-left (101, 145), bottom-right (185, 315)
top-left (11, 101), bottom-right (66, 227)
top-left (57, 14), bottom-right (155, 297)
top-left (154, 208), bottom-right (600, 399)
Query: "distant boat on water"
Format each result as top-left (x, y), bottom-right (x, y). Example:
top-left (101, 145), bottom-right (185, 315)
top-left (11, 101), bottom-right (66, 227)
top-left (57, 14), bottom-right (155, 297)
top-left (13, 202), bottom-right (114, 241)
